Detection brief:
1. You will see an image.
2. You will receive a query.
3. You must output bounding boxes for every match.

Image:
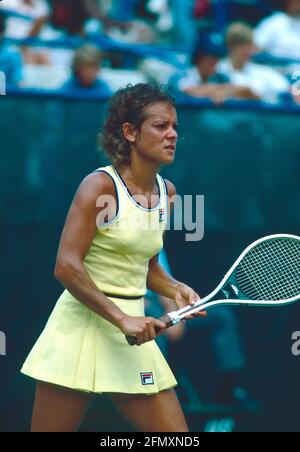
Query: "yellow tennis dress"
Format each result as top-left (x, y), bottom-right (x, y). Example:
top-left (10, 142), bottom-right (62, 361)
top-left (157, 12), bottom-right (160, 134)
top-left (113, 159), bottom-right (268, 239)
top-left (21, 165), bottom-right (177, 394)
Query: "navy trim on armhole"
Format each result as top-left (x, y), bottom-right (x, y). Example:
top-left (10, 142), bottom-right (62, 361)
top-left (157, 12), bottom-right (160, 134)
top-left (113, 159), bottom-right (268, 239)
top-left (162, 178), bottom-right (169, 197)
top-left (162, 178), bottom-right (170, 226)
top-left (93, 170), bottom-right (119, 224)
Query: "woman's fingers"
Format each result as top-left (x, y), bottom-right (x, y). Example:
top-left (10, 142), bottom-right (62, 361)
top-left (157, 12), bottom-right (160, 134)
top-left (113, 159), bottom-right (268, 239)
top-left (142, 321), bottom-right (151, 344)
top-left (184, 310), bottom-right (208, 321)
top-left (148, 323), bottom-right (157, 341)
top-left (136, 318), bottom-right (165, 346)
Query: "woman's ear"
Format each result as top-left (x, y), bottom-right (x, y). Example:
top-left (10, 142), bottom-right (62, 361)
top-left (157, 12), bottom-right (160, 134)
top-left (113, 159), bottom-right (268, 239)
top-left (122, 123), bottom-right (138, 143)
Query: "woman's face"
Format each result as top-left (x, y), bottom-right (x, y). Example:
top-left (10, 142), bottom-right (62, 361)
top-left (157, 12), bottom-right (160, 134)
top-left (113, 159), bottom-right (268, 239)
top-left (131, 102), bottom-right (178, 166)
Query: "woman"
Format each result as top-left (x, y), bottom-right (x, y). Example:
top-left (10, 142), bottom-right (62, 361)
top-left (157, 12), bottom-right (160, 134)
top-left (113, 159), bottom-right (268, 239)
top-left (21, 83), bottom-right (204, 432)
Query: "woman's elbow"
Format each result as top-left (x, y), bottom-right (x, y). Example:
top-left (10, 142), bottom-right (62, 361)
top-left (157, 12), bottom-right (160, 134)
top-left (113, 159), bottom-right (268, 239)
top-left (54, 259), bottom-right (79, 282)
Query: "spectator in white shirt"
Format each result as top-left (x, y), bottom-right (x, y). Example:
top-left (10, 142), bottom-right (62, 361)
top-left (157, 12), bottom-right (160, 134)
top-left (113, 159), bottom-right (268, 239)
top-left (0, 0), bottom-right (49, 40)
top-left (0, 0), bottom-right (52, 64)
top-left (218, 23), bottom-right (291, 103)
top-left (254, 0), bottom-right (300, 60)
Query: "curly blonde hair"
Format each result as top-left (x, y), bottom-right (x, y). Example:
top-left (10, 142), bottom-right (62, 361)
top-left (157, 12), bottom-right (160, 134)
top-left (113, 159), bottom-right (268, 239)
top-left (99, 83), bottom-right (176, 167)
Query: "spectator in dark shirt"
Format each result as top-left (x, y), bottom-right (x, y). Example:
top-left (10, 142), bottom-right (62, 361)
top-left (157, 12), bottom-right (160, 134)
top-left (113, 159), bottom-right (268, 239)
top-left (60, 45), bottom-right (111, 96)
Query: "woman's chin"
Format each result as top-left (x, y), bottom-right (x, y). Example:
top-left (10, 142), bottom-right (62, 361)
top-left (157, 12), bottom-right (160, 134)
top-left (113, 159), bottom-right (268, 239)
top-left (162, 152), bottom-right (176, 165)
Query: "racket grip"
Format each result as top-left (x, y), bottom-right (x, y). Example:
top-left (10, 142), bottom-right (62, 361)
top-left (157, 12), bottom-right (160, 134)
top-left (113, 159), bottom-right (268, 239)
top-left (125, 314), bottom-right (176, 346)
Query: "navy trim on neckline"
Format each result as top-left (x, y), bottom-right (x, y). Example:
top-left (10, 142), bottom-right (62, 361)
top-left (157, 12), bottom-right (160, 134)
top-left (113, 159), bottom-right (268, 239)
top-left (113, 167), bottom-right (161, 212)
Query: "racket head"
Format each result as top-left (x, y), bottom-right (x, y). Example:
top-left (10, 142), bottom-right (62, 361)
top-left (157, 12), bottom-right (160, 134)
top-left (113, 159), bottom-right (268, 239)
top-left (226, 234), bottom-right (300, 305)
top-left (175, 234), bottom-right (300, 321)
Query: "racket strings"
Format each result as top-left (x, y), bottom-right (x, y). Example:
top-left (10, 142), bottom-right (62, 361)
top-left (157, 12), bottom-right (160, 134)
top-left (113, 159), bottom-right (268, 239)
top-left (245, 244), bottom-right (298, 293)
top-left (241, 242), bottom-right (300, 300)
top-left (235, 238), bottom-right (300, 301)
top-left (238, 242), bottom-right (300, 300)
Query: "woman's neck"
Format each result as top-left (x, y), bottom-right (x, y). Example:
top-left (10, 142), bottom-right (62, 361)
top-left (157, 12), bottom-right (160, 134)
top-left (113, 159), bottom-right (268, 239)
top-left (117, 156), bottom-right (159, 193)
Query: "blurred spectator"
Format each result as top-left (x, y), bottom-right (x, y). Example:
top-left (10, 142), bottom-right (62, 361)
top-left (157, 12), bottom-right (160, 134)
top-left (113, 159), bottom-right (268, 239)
top-left (60, 45), bottom-right (111, 95)
top-left (0, 0), bottom-right (52, 65)
top-left (218, 23), bottom-right (291, 102)
top-left (169, 32), bottom-right (261, 104)
top-left (194, 0), bottom-right (211, 19)
top-left (171, 0), bottom-right (198, 49)
top-left (49, 0), bottom-right (154, 43)
top-left (0, 0), bottom-right (49, 40)
top-left (254, 0), bottom-right (300, 60)
top-left (140, 0), bottom-right (173, 40)
top-left (169, 32), bottom-right (231, 103)
top-left (49, 0), bottom-right (88, 35)
top-left (0, 13), bottom-right (23, 86)
top-left (85, 0), bottom-right (156, 44)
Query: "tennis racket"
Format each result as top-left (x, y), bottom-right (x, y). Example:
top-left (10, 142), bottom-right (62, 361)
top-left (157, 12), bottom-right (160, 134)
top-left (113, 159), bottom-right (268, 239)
top-left (126, 234), bottom-right (300, 346)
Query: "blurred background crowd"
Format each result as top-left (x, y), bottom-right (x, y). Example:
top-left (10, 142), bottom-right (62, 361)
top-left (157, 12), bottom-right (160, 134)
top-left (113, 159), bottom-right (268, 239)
top-left (1, 0), bottom-right (300, 104)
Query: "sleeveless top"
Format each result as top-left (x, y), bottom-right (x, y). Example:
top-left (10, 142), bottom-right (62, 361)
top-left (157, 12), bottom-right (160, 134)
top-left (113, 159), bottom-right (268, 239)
top-left (82, 165), bottom-right (169, 298)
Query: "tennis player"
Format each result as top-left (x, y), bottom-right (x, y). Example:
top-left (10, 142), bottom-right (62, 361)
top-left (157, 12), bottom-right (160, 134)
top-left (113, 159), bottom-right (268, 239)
top-left (21, 83), bottom-right (204, 432)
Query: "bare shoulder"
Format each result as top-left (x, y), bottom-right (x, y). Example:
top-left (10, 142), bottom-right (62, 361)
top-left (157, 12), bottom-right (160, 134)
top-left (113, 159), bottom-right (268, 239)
top-left (75, 171), bottom-right (116, 204)
top-left (164, 179), bottom-right (177, 198)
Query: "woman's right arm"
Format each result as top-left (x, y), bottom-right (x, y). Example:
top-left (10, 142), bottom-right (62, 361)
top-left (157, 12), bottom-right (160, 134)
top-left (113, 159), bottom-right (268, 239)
top-left (54, 173), bottom-right (165, 345)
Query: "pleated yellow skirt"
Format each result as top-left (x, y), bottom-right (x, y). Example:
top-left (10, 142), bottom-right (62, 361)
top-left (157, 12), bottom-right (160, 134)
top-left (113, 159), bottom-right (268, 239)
top-left (21, 291), bottom-right (177, 394)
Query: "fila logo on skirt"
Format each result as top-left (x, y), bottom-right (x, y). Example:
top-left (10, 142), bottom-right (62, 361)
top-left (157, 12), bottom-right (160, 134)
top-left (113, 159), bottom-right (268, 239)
top-left (141, 372), bottom-right (154, 385)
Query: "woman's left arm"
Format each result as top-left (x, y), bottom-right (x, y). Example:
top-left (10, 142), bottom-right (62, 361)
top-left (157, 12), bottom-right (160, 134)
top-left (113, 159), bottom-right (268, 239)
top-left (147, 255), bottom-right (200, 311)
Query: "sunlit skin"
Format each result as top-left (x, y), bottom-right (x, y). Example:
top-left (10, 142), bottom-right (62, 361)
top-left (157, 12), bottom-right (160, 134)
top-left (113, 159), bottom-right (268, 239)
top-left (119, 102), bottom-right (179, 205)
top-left (123, 102), bottom-right (179, 167)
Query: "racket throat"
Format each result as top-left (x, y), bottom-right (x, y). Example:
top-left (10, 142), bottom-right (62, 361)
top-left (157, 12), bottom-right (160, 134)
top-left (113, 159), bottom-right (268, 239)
top-left (167, 311), bottom-right (181, 326)
top-left (222, 284), bottom-right (240, 299)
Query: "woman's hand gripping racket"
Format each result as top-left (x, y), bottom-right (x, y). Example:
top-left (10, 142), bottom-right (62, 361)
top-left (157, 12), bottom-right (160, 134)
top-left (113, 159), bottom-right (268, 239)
top-left (126, 234), bottom-right (300, 346)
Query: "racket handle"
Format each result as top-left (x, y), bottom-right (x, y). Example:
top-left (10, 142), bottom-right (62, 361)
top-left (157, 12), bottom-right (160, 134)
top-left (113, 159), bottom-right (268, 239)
top-left (125, 314), bottom-right (176, 346)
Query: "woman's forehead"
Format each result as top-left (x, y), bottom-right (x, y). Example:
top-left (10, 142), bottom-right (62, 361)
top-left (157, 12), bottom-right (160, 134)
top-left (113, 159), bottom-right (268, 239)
top-left (143, 102), bottom-right (177, 120)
